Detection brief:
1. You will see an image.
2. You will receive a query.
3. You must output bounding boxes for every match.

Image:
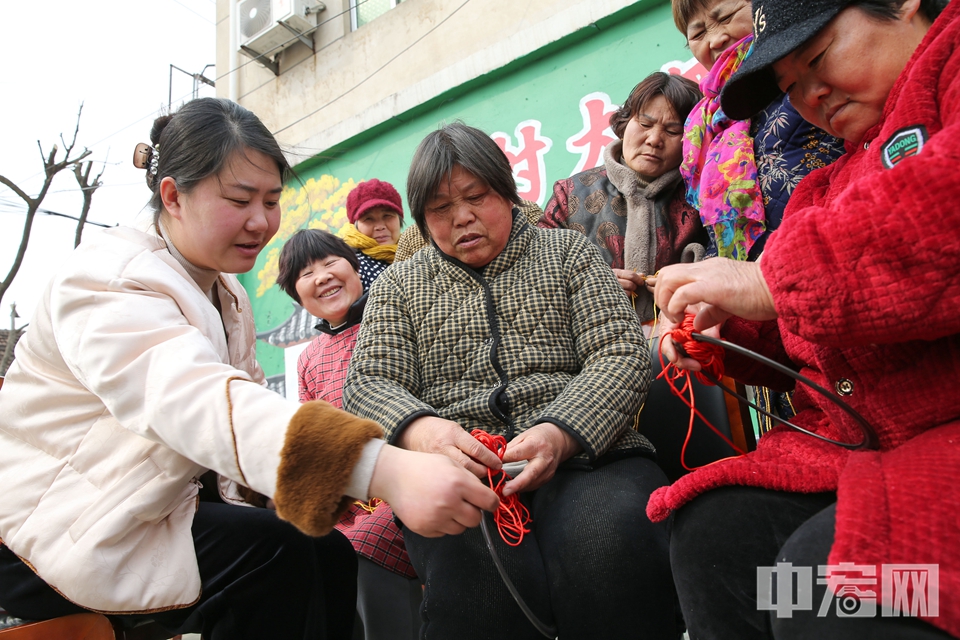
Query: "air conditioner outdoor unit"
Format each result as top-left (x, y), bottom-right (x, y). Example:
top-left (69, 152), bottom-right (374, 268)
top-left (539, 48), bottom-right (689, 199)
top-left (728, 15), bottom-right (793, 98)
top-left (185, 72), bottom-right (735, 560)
top-left (238, 0), bottom-right (320, 59)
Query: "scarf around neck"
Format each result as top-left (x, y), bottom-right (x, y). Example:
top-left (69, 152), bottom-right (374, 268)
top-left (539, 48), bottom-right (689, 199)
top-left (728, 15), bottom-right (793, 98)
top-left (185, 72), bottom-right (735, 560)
top-left (604, 140), bottom-right (683, 322)
top-left (338, 223), bottom-right (397, 263)
top-left (681, 34), bottom-right (765, 260)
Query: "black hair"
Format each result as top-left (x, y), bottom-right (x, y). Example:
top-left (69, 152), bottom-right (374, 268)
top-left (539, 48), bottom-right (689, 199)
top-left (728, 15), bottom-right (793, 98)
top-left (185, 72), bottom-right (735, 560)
top-left (276, 229), bottom-right (360, 304)
top-left (672, 0), bottom-right (715, 34)
top-left (407, 121), bottom-right (521, 240)
top-left (853, 0), bottom-right (947, 21)
top-left (146, 97), bottom-right (290, 222)
top-left (610, 72), bottom-right (703, 140)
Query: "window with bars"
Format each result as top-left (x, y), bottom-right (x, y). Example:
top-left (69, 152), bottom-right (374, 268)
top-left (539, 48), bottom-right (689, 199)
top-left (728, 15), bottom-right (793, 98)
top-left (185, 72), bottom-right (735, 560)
top-left (350, 0), bottom-right (402, 30)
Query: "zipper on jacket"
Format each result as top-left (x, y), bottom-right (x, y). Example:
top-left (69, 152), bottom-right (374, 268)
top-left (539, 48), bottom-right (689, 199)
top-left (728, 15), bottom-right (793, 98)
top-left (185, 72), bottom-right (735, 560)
top-left (434, 221), bottom-right (528, 439)
top-left (479, 282), bottom-right (516, 439)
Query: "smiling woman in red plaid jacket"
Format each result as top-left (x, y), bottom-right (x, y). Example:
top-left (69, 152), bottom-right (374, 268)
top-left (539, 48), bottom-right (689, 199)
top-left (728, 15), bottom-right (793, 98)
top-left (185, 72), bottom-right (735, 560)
top-left (277, 228), bottom-right (421, 640)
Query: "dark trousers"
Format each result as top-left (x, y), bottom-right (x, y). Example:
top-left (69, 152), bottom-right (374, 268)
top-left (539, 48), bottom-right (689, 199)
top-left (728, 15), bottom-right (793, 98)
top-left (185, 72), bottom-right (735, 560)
top-left (404, 456), bottom-right (679, 640)
top-left (0, 502), bottom-right (357, 640)
top-left (355, 557), bottom-right (421, 640)
top-left (671, 486), bottom-right (955, 640)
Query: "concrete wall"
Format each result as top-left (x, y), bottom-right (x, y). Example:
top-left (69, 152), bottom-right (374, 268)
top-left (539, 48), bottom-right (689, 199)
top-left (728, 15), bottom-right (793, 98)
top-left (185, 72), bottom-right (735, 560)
top-left (216, 0), bottom-right (652, 161)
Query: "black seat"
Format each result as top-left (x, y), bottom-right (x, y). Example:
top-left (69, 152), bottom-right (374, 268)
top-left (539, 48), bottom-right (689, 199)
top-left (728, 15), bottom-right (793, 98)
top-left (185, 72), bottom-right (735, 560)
top-left (638, 345), bottom-right (753, 483)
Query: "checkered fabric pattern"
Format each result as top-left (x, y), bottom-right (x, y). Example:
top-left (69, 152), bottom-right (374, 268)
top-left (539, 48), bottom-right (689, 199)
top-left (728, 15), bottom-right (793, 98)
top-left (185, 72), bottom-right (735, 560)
top-left (297, 323), bottom-right (413, 577)
top-left (297, 326), bottom-right (360, 406)
top-left (335, 502), bottom-right (416, 578)
top-left (344, 212), bottom-right (655, 462)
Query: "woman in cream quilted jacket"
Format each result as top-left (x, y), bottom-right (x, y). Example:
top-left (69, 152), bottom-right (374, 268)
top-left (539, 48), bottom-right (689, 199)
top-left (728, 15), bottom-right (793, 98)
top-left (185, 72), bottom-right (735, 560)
top-left (0, 98), bottom-right (497, 639)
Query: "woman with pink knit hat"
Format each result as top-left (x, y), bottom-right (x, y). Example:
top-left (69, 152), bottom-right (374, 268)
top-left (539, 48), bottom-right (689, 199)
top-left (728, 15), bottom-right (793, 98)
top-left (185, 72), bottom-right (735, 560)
top-left (340, 178), bottom-right (404, 289)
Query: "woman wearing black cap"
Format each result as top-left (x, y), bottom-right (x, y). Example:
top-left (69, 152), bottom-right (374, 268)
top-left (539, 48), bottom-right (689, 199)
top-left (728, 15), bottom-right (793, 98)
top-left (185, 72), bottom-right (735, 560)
top-left (648, 0), bottom-right (958, 638)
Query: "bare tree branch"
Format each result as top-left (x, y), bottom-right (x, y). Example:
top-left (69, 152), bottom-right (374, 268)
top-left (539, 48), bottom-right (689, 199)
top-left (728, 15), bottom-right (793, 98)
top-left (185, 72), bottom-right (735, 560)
top-left (59, 103), bottom-right (82, 163)
top-left (0, 174), bottom-right (35, 206)
top-left (73, 155), bottom-right (107, 247)
top-left (0, 104), bottom-right (98, 308)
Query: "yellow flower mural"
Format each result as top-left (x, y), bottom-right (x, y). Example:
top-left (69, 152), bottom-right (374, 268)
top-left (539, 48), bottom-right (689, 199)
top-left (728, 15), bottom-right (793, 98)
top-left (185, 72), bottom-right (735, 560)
top-left (256, 174), bottom-right (356, 297)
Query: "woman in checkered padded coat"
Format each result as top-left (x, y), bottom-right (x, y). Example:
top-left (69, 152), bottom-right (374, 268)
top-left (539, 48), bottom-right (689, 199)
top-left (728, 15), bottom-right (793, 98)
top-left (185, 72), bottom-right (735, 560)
top-left (343, 122), bottom-right (680, 639)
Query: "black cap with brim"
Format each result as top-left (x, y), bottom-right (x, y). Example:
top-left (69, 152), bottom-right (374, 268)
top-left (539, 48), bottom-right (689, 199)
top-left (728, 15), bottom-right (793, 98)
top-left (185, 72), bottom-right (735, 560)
top-left (720, 2), bottom-right (852, 121)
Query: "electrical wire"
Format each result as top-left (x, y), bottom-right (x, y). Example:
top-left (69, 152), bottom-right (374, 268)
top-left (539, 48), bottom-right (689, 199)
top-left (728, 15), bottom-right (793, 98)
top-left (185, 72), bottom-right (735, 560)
top-left (220, 0), bottom-right (387, 88)
top-left (10, 0), bottom-right (452, 187)
top-left (686, 332), bottom-right (880, 450)
top-left (168, 0), bottom-right (216, 25)
top-left (14, 0), bottom-right (402, 187)
top-left (479, 515), bottom-right (558, 639)
top-left (48, 181), bottom-right (143, 195)
top-left (271, 0), bottom-right (472, 135)
top-left (0, 204), bottom-right (114, 228)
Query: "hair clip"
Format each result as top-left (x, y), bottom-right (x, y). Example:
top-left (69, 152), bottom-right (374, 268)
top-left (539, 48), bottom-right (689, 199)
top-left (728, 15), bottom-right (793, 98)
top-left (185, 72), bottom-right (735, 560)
top-left (133, 142), bottom-right (160, 177)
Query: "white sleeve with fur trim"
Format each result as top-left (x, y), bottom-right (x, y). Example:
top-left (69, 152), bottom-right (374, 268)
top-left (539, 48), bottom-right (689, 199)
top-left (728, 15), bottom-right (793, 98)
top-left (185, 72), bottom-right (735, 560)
top-left (343, 438), bottom-right (385, 500)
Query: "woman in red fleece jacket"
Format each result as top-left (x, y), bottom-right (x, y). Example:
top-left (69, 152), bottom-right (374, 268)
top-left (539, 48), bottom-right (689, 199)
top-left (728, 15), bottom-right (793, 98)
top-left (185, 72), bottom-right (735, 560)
top-left (650, 0), bottom-right (959, 638)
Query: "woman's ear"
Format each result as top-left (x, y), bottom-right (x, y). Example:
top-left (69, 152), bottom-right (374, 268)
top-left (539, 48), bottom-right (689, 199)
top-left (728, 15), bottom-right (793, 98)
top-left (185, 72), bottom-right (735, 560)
top-left (899, 0), bottom-right (923, 24)
top-left (159, 176), bottom-right (183, 221)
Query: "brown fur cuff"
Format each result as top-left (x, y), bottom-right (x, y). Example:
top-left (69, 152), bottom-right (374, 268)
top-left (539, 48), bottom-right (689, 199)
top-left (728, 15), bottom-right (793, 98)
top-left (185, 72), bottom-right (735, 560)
top-left (237, 485), bottom-right (269, 508)
top-left (274, 400), bottom-right (383, 537)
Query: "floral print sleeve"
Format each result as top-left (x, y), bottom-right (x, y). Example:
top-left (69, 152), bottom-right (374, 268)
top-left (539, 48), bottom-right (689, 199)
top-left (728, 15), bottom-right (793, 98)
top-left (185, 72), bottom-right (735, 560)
top-left (749, 94), bottom-right (845, 258)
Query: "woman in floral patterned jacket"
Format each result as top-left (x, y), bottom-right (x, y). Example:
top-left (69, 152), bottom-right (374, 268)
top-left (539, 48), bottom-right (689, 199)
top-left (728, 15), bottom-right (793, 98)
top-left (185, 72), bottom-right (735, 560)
top-left (674, 0), bottom-right (846, 261)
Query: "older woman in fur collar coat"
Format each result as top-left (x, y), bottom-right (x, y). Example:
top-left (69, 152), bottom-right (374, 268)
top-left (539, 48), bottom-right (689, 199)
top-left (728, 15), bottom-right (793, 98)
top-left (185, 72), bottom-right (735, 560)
top-left (539, 71), bottom-right (708, 329)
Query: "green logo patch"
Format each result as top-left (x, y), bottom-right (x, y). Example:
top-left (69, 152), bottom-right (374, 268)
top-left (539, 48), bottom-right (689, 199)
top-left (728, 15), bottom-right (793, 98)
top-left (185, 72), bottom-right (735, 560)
top-left (881, 125), bottom-right (928, 169)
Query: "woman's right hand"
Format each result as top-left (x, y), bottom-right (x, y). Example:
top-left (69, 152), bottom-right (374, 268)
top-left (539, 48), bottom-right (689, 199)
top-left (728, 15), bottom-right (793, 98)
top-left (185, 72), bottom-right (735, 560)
top-left (654, 258), bottom-right (777, 329)
top-left (397, 415), bottom-right (502, 478)
top-left (369, 444), bottom-right (500, 537)
top-left (612, 268), bottom-right (649, 295)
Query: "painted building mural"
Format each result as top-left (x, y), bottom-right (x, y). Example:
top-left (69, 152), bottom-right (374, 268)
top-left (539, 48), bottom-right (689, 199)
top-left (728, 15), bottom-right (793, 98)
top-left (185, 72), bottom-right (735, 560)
top-left (239, 1), bottom-right (708, 395)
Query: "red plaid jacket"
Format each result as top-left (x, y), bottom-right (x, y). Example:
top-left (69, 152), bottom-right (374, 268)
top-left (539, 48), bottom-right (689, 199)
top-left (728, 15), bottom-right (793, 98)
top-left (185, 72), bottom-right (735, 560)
top-left (297, 327), bottom-right (360, 406)
top-left (297, 316), bottom-right (416, 579)
top-left (335, 501), bottom-right (416, 579)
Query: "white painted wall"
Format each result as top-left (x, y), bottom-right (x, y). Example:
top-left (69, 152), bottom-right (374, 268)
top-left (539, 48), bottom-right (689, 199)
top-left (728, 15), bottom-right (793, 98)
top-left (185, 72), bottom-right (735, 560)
top-left (216, 0), bottom-right (640, 159)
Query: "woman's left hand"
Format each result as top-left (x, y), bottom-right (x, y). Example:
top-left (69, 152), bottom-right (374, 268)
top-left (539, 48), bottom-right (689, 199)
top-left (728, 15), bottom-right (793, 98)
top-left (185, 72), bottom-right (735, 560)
top-left (501, 423), bottom-right (580, 496)
top-left (657, 310), bottom-right (722, 372)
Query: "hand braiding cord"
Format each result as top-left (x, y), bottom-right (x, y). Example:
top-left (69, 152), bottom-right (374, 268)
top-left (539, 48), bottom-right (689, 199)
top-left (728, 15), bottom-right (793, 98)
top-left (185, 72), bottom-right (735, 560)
top-left (659, 315), bottom-right (747, 470)
top-left (471, 429), bottom-right (531, 545)
top-left (472, 429), bottom-right (558, 639)
top-left (664, 313), bottom-right (880, 451)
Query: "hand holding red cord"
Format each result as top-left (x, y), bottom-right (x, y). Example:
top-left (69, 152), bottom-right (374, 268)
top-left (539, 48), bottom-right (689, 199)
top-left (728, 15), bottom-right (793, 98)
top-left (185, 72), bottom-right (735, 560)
top-left (398, 415), bottom-right (503, 479)
top-left (471, 429), bottom-right (533, 546)
top-left (654, 258), bottom-right (778, 330)
top-left (658, 313), bottom-right (722, 372)
top-left (658, 314), bottom-right (748, 470)
top-left (501, 422), bottom-right (580, 497)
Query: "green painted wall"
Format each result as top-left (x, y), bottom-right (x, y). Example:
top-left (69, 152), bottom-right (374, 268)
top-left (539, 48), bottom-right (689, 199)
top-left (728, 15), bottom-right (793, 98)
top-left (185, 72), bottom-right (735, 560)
top-left (240, 0), bottom-right (700, 378)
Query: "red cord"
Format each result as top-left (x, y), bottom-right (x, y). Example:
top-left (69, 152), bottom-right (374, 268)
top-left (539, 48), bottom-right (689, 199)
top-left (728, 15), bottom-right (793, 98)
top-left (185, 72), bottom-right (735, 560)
top-left (659, 314), bottom-right (747, 470)
top-left (471, 429), bottom-right (532, 546)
